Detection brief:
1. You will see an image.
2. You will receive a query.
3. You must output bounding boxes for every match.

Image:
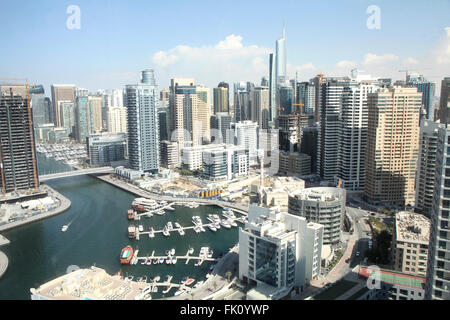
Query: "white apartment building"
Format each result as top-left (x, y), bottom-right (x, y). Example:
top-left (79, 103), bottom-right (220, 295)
top-left (107, 106), bottom-right (127, 133)
top-left (230, 121), bottom-right (259, 165)
top-left (239, 205), bottom-right (323, 299)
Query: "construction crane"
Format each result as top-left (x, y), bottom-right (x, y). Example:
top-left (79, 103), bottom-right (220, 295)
top-left (277, 103), bottom-right (304, 113)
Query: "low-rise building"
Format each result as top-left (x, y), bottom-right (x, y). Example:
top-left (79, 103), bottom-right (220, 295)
top-left (30, 266), bottom-right (149, 300)
top-left (202, 145), bottom-right (249, 181)
top-left (392, 211), bottom-right (430, 277)
top-left (239, 205), bottom-right (323, 299)
top-left (279, 151), bottom-right (311, 177)
top-left (87, 132), bottom-right (127, 167)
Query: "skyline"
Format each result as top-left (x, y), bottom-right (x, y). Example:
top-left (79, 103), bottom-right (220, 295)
top-left (1, 1), bottom-right (449, 93)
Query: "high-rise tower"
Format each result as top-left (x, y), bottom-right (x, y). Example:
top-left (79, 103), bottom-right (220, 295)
top-left (126, 70), bottom-right (160, 173)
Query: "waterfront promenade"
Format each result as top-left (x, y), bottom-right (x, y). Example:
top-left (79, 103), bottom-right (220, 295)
top-left (96, 174), bottom-right (249, 214)
top-left (0, 185), bottom-right (71, 232)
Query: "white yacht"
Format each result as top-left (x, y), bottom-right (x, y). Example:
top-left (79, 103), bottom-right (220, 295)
top-left (188, 247), bottom-right (194, 255)
top-left (199, 226), bottom-right (206, 232)
top-left (208, 224), bottom-right (217, 232)
top-left (178, 229), bottom-right (185, 236)
top-left (227, 219), bottom-right (237, 227)
top-left (174, 222), bottom-right (181, 229)
top-left (220, 220), bottom-right (231, 229)
top-left (138, 225), bottom-right (144, 232)
top-left (193, 226), bottom-right (201, 233)
top-left (162, 227), bottom-right (170, 237)
top-left (166, 222), bottom-right (173, 231)
top-left (61, 225), bottom-right (68, 232)
top-left (170, 248), bottom-right (175, 255)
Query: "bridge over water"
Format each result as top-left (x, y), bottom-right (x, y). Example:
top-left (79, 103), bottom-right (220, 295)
top-left (39, 167), bottom-right (114, 182)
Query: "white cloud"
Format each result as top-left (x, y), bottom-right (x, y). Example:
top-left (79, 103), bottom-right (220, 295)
top-left (403, 57), bottom-right (420, 66)
top-left (151, 35), bottom-right (271, 89)
top-left (152, 51), bottom-right (179, 67)
top-left (362, 53), bottom-right (399, 65)
top-left (336, 60), bottom-right (357, 68)
top-left (215, 34), bottom-right (244, 50)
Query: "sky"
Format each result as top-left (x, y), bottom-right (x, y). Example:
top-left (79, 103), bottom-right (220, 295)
top-left (0, 0), bottom-right (449, 95)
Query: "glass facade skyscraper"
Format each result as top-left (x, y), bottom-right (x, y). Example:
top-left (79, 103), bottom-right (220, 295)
top-left (126, 69), bottom-right (160, 173)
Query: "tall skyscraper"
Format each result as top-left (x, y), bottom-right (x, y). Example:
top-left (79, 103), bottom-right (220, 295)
top-left (311, 74), bottom-right (325, 123)
top-left (268, 53), bottom-right (277, 124)
top-left (438, 77), bottom-right (450, 123)
top-left (275, 24), bottom-right (287, 87)
top-left (233, 82), bottom-right (249, 122)
top-left (0, 83), bottom-right (39, 194)
top-left (59, 101), bottom-right (76, 137)
top-left (317, 73), bottom-right (380, 191)
top-left (126, 69), bottom-right (160, 173)
top-left (169, 77), bottom-right (194, 147)
top-left (213, 84), bottom-right (229, 114)
top-left (51, 84), bottom-right (75, 127)
top-left (230, 121), bottom-right (259, 165)
top-left (88, 95), bottom-right (103, 133)
top-left (425, 124), bottom-right (450, 300)
top-left (364, 87), bottom-right (421, 206)
top-left (415, 120), bottom-right (444, 216)
top-left (107, 106), bottom-right (127, 134)
top-left (251, 86), bottom-right (270, 129)
top-left (29, 85), bottom-right (49, 127)
top-left (75, 96), bottom-right (91, 143)
top-left (406, 73), bottom-right (436, 121)
top-left (210, 112), bottom-right (233, 144)
top-left (278, 86), bottom-right (293, 115)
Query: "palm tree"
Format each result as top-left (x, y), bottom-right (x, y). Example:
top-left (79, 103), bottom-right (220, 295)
top-left (212, 281), bottom-right (217, 292)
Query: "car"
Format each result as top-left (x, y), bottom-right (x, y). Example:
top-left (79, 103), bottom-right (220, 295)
top-left (356, 252), bottom-right (360, 257)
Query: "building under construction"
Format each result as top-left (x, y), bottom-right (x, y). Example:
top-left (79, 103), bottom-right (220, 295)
top-left (0, 81), bottom-right (40, 194)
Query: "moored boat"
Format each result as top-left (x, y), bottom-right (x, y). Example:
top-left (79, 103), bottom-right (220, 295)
top-left (120, 246), bottom-right (134, 264)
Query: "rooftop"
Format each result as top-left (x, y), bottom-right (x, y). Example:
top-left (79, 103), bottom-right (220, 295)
top-left (290, 187), bottom-right (343, 202)
top-left (30, 267), bottom-right (148, 300)
top-left (395, 211), bottom-right (430, 244)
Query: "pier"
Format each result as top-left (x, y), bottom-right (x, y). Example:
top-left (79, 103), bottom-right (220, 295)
top-left (136, 216), bottom-right (245, 240)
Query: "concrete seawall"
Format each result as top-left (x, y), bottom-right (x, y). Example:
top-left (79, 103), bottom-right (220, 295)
top-left (0, 251), bottom-right (8, 279)
top-left (0, 185), bottom-right (71, 232)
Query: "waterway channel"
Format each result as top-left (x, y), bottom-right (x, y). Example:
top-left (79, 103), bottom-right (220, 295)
top-left (0, 154), bottom-right (238, 300)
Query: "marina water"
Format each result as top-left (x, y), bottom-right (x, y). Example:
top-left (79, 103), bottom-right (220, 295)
top-left (0, 154), bottom-right (238, 300)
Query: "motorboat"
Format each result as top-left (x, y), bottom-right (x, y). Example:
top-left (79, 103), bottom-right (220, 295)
top-left (166, 257), bottom-right (172, 264)
top-left (227, 219), bottom-right (237, 227)
top-left (138, 225), bottom-right (144, 232)
top-left (185, 279), bottom-right (195, 286)
top-left (178, 229), bottom-right (185, 236)
top-left (170, 248), bottom-right (175, 255)
top-left (146, 258), bottom-right (152, 265)
top-left (162, 227), bottom-right (170, 237)
top-left (159, 258), bottom-right (165, 264)
top-left (153, 258), bottom-right (158, 264)
top-left (193, 226), bottom-right (201, 233)
top-left (166, 222), bottom-right (173, 231)
top-left (188, 247), bottom-right (194, 255)
top-left (214, 222), bottom-right (221, 229)
top-left (193, 281), bottom-right (204, 289)
top-left (174, 222), bottom-right (181, 229)
top-left (165, 250), bottom-right (171, 256)
top-left (171, 257), bottom-right (177, 264)
top-left (208, 224), bottom-right (217, 232)
top-left (220, 220), bottom-right (231, 229)
top-left (61, 225), bottom-right (68, 232)
top-left (199, 226), bottom-right (206, 232)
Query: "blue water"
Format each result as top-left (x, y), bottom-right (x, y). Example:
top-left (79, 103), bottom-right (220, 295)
top-left (0, 154), bottom-right (239, 300)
